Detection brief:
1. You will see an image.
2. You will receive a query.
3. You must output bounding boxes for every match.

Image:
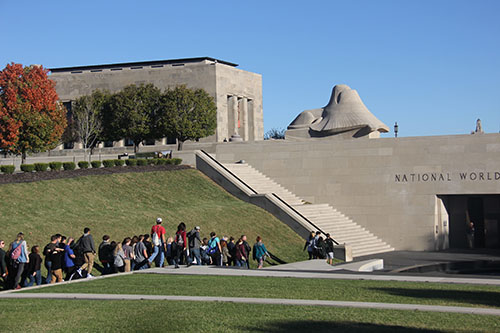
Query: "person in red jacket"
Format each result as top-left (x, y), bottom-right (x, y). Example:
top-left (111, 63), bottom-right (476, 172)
top-left (173, 222), bottom-right (187, 269)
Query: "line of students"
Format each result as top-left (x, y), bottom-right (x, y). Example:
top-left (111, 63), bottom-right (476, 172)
top-left (0, 218), bottom-right (272, 290)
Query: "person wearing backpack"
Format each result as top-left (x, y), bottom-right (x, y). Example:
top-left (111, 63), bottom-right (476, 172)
top-left (207, 232), bottom-right (222, 266)
top-left (173, 222), bottom-right (187, 269)
top-left (148, 217), bottom-right (166, 268)
top-left (187, 226), bottom-right (201, 266)
top-left (9, 232), bottom-right (29, 290)
top-left (75, 227), bottom-right (96, 278)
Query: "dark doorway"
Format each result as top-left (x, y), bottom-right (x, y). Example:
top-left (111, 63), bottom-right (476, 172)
top-left (468, 197), bottom-right (485, 248)
top-left (440, 195), bottom-right (500, 249)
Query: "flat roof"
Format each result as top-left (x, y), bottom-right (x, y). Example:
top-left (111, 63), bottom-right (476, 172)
top-left (49, 57), bottom-right (238, 73)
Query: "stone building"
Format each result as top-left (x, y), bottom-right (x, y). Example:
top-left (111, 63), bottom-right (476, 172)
top-left (49, 57), bottom-right (263, 150)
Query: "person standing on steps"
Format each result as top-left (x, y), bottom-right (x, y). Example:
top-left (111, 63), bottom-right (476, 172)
top-left (149, 217), bottom-right (166, 267)
top-left (76, 227), bottom-right (96, 278)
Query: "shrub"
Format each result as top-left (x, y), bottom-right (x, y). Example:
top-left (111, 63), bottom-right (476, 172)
top-left (114, 159), bottom-right (125, 167)
top-left (136, 159), bottom-right (147, 166)
top-left (34, 163), bottom-right (49, 172)
top-left (156, 158), bottom-right (167, 165)
top-left (63, 162), bottom-right (76, 170)
top-left (20, 164), bottom-right (35, 172)
top-left (1, 165), bottom-right (15, 174)
top-left (49, 162), bottom-right (62, 171)
top-left (172, 158), bottom-right (182, 165)
top-left (91, 160), bottom-right (101, 168)
top-left (147, 158), bottom-right (156, 166)
top-left (78, 161), bottom-right (89, 169)
top-left (125, 159), bottom-right (137, 166)
top-left (102, 160), bottom-right (115, 168)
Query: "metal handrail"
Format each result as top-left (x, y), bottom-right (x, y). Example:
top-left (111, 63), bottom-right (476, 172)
top-left (199, 150), bottom-right (258, 195)
top-left (271, 193), bottom-right (340, 245)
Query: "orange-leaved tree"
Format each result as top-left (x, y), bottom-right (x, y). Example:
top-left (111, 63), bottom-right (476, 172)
top-left (0, 63), bottom-right (67, 163)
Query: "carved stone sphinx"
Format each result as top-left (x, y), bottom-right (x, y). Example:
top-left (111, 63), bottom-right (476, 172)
top-left (286, 84), bottom-right (389, 140)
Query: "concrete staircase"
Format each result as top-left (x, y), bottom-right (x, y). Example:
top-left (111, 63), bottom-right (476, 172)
top-left (224, 163), bottom-right (394, 258)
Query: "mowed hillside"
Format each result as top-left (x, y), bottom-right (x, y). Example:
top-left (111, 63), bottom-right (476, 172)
top-left (0, 169), bottom-right (305, 264)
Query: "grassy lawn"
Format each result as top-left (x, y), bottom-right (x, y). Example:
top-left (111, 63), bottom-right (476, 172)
top-left (0, 298), bottom-right (499, 332)
top-left (24, 273), bottom-right (500, 309)
top-left (0, 169), bottom-right (306, 273)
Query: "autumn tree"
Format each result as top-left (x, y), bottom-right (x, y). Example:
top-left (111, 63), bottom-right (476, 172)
top-left (71, 90), bottom-right (109, 161)
top-left (103, 84), bottom-right (161, 153)
top-left (160, 85), bottom-right (216, 150)
top-left (0, 63), bottom-right (67, 162)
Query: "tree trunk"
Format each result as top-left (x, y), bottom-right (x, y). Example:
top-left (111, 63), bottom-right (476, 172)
top-left (21, 151), bottom-right (26, 165)
top-left (177, 140), bottom-right (184, 151)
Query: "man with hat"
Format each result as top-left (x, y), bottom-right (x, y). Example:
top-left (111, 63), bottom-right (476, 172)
top-left (148, 217), bottom-right (166, 267)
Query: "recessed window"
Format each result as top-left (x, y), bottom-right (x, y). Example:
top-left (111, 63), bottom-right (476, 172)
top-left (110, 68), bottom-right (122, 71)
top-left (166, 137), bottom-right (177, 145)
top-left (151, 65), bottom-right (163, 68)
top-left (124, 138), bottom-right (134, 146)
top-left (172, 64), bottom-right (184, 67)
top-left (71, 71), bottom-right (82, 74)
top-left (104, 141), bottom-right (113, 148)
top-left (90, 69), bottom-right (102, 73)
top-left (131, 66), bottom-right (143, 70)
top-left (64, 142), bottom-right (75, 149)
top-left (144, 139), bottom-right (156, 146)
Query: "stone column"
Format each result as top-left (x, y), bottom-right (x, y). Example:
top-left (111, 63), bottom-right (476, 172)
top-left (233, 96), bottom-right (239, 135)
top-left (115, 139), bottom-right (124, 147)
top-left (241, 97), bottom-right (248, 141)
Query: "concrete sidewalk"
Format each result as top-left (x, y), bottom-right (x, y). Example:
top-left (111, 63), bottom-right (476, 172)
top-left (139, 264), bottom-right (500, 286)
top-left (1, 292), bottom-right (499, 316)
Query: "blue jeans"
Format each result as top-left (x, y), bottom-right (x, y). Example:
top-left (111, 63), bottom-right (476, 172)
top-left (190, 248), bottom-right (201, 265)
top-left (24, 270), bottom-right (41, 287)
top-left (45, 261), bottom-right (52, 284)
top-left (149, 243), bottom-right (164, 267)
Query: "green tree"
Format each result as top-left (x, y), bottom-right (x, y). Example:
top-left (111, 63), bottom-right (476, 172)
top-left (0, 63), bottom-right (67, 163)
top-left (103, 84), bottom-right (161, 153)
top-left (161, 85), bottom-right (216, 150)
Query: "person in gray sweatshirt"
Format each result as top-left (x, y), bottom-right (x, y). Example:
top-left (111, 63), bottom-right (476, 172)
top-left (76, 227), bottom-right (96, 278)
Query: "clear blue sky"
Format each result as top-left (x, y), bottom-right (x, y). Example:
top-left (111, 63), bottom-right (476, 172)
top-left (1, 0), bottom-right (499, 137)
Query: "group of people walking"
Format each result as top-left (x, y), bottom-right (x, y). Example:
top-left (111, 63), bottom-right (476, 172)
top-left (0, 217), bottom-right (271, 290)
top-left (304, 231), bottom-right (336, 265)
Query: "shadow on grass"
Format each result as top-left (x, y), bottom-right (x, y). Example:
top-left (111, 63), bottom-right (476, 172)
top-left (242, 320), bottom-right (443, 332)
top-left (370, 287), bottom-right (500, 308)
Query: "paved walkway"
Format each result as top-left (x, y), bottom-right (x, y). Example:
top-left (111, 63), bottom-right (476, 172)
top-left (138, 263), bottom-right (500, 286)
top-left (1, 292), bottom-right (500, 316)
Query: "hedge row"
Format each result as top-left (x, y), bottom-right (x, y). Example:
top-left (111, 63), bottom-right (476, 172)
top-left (0, 158), bottom-right (182, 174)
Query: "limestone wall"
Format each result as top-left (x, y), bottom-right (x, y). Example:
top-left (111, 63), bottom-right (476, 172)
top-left (214, 134), bottom-right (500, 251)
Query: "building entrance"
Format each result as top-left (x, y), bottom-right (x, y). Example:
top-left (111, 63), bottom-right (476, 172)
top-left (440, 195), bottom-right (500, 249)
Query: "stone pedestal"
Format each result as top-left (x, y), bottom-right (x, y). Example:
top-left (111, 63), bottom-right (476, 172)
top-left (229, 134), bottom-right (243, 142)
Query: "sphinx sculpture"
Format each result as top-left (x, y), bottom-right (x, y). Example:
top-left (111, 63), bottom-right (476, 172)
top-left (286, 84), bottom-right (389, 140)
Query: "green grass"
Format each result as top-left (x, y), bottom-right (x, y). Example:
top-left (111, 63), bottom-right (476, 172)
top-left (26, 274), bottom-right (500, 309)
top-left (0, 299), bottom-right (499, 332)
top-left (0, 169), bottom-right (305, 269)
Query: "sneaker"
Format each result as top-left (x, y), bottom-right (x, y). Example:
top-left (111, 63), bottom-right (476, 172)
top-left (174, 265), bottom-right (180, 269)
top-left (87, 273), bottom-right (94, 278)
top-left (76, 268), bottom-right (82, 277)
top-left (15, 284), bottom-right (21, 290)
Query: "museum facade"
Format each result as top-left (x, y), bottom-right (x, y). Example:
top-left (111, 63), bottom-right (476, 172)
top-left (49, 57), bottom-right (264, 150)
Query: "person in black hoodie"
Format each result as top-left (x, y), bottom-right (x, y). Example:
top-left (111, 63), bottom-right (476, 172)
top-left (241, 235), bottom-right (251, 269)
top-left (0, 240), bottom-right (7, 289)
top-left (24, 245), bottom-right (42, 287)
